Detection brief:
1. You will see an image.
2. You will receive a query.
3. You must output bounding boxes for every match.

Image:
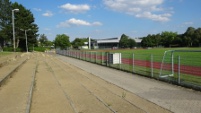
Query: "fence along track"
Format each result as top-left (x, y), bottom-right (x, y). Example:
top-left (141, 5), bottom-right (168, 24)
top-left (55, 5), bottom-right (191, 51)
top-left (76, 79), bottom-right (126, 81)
top-left (48, 54), bottom-right (147, 113)
top-left (56, 50), bottom-right (201, 91)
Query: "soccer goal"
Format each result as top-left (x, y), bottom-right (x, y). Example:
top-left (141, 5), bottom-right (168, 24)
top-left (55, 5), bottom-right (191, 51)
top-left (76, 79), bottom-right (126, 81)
top-left (159, 50), bottom-right (175, 78)
top-left (159, 49), bottom-right (201, 83)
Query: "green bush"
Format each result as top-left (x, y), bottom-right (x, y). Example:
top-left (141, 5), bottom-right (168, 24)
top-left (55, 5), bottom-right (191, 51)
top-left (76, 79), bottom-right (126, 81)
top-left (3, 47), bottom-right (21, 52)
top-left (30, 47), bottom-right (48, 52)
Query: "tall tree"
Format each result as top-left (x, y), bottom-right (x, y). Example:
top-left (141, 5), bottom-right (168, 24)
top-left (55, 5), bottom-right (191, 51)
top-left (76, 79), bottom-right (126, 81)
top-left (128, 38), bottom-right (136, 48)
top-left (54, 34), bottom-right (71, 50)
top-left (153, 34), bottom-right (162, 47)
top-left (119, 34), bottom-right (129, 48)
top-left (71, 38), bottom-right (87, 49)
top-left (193, 28), bottom-right (201, 46)
top-left (141, 35), bottom-right (153, 47)
top-left (161, 31), bottom-right (177, 47)
top-left (184, 27), bottom-right (195, 46)
top-left (0, 0), bottom-right (12, 47)
top-left (39, 34), bottom-right (48, 47)
top-left (12, 2), bottom-right (38, 51)
top-left (119, 34), bottom-right (137, 48)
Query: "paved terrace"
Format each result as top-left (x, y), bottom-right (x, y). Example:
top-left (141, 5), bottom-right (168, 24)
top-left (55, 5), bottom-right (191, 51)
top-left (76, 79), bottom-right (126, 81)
top-left (57, 55), bottom-right (201, 113)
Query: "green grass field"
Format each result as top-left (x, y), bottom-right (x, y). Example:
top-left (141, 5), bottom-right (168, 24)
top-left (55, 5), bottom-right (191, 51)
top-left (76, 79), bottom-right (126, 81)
top-left (93, 47), bottom-right (201, 66)
top-left (107, 47), bottom-right (201, 55)
top-left (90, 47), bottom-right (201, 88)
top-left (60, 48), bottom-right (201, 90)
top-left (0, 52), bottom-right (13, 56)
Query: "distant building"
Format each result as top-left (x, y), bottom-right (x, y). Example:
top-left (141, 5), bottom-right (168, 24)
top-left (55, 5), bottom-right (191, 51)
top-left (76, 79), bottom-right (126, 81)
top-left (80, 42), bottom-right (89, 49)
top-left (81, 37), bottom-right (142, 49)
top-left (96, 37), bottom-right (120, 49)
top-left (134, 38), bottom-right (142, 47)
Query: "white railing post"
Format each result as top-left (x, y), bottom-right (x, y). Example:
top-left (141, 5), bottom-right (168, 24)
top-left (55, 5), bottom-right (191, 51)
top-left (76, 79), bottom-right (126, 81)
top-left (178, 56), bottom-right (181, 84)
top-left (132, 53), bottom-right (135, 73)
top-left (102, 52), bottom-right (103, 65)
top-left (151, 54), bottom-right (153, 77)
top-left (171, 51), bottom-right (174, 76)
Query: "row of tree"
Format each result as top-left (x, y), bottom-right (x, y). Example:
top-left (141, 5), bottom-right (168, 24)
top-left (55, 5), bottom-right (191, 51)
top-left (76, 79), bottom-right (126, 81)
top-left (119, 34), bottom-right (136, 48)
top-left (54, 26), bottom-right (201, 50)
top-left (53, 34), bottom-right (137, 50)
top-left (2, 0), bottom-right (199, 50)
top-left (0, 0), bottom-right (39, 51)
top-left (141, 27), bottom-right (201, 47)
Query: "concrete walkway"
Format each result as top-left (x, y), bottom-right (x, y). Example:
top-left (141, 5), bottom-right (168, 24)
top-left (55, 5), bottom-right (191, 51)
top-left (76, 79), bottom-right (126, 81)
top-left (57, 55), bottom-right (201, 113)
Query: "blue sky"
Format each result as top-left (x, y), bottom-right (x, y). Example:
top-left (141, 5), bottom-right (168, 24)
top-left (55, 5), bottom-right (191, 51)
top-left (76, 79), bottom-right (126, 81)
top-left (10, 0), bottom-right (201, 41)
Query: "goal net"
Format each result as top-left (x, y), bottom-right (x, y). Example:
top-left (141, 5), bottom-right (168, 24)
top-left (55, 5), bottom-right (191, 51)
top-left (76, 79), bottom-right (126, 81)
top-left (159, 49), bottom-right (201, 84)
top-left (159, 50), bottom-right (175, 79)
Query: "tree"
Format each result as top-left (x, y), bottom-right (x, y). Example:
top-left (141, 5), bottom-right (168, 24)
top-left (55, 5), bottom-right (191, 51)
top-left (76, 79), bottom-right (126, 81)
top-left (181, 27), bottom-right (201, 47)
top-left (184, 27), bottom-right (195, 46)
top-left (141, 35), bottom-right (153, 47)
top-left (0, 0), bottom-right (12, 47)
top-left (39, 34), bottom-right (48, 47)
top-left (152, 34), bottom-right (162, 47)
top-left (192, 27), bottom-right (201, 47)
top-left (71, 38), bottom-right (87, 49)
top-left (119, 34), bottom-right (137, 48)
top-left (46, 40), bottom-right (54, 47)
top-left (161, 31), bottom-right (177, 47)
top-left (54, 34), bottom-right (71, 50)
top-left (128, 38), bottom-right (136, 48)
top-left (119, 34), bottom-right (129, 48)
top-left (12, 2), bottom-right (39, 51)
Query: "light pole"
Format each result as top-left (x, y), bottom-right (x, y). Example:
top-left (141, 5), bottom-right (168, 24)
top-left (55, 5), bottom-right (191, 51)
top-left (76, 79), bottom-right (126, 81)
top-left (12, 9), bottom-right (19, 52)
top-left (20, 29), bottom-right (31, 52)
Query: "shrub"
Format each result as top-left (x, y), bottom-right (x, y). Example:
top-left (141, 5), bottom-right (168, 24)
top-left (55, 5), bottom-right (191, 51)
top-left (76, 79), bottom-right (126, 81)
top-left (3, 47), bottom-right (21, 52)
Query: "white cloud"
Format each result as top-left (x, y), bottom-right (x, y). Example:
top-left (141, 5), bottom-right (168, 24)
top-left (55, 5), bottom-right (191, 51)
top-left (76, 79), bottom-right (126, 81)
top-left (33, 8), bottom-right (42, 11)
top-left (176, 21), bottom-right (194, 28)
top-left (92, 22), bottom-right (103, 26)
top-left (59, 3), bottom-right (90, 13)
top-left (42, 11), bottom-right (53, 17)
top-left (183, 21), bottom-right (194, 25)
top-left (44, 28), bottom-right (51, 31)
top-left (136, 11), bottom-right (171, 21)
top-left (57, 18), bottom-right (102, 28)
top-left (103, 0), bottom-right (172, 22)
top-left (68, 18), bottom-right (91, 26)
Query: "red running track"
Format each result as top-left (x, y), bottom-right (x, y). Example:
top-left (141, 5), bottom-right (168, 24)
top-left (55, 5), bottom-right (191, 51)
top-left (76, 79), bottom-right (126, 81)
top-left (121, 58), bottom-right (201, 76)
top-left (71, 53), bottom-right (201, 77)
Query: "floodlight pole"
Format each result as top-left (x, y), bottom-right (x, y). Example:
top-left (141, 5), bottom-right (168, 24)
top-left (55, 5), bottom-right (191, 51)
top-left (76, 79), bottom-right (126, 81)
top-left (20, 29), bottom-right (31, 52)
top-left (25, 30), bottom-right (28, 52)
top-left (88, 37), bottom-right (91, 49)
top-left (12, 9), bottom-right (19, 52)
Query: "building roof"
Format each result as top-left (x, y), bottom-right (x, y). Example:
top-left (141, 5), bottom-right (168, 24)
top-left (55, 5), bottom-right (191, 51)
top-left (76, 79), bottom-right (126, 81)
top-left (134, 38), bottom-right (142, 43)
top-left (96, 37), bottom-right (120, 43)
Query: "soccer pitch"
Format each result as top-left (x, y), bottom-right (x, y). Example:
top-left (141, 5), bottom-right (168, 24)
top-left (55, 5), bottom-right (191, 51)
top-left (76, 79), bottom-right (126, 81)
top-left (89, 47), bottom-right (201, 89)
top-left (58, 47), bottom-right (201, 90)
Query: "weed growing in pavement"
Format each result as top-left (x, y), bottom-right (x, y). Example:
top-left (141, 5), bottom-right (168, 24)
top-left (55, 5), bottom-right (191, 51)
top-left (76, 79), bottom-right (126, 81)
top-left (44, 61), bottom-right (53, 72)
top-left (33, 80), bottom-right (37, 90)
top-left (35, 63), bottom-right (39, 73)
top-left (122, 91), bottom-right (126, 99)
top-left (106, 102), bottom-right (112, 107)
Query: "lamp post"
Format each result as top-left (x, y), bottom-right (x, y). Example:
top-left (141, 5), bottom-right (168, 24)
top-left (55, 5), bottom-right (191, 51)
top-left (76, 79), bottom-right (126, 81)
top-left (20, 29), bottom-right (31, 52)
top-left (12, 9), bottom-right (19, 52)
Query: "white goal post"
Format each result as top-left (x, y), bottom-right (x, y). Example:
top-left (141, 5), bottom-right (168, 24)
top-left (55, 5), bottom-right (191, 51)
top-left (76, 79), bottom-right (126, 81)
top-left (159, 49), bottom-right (201, 79)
